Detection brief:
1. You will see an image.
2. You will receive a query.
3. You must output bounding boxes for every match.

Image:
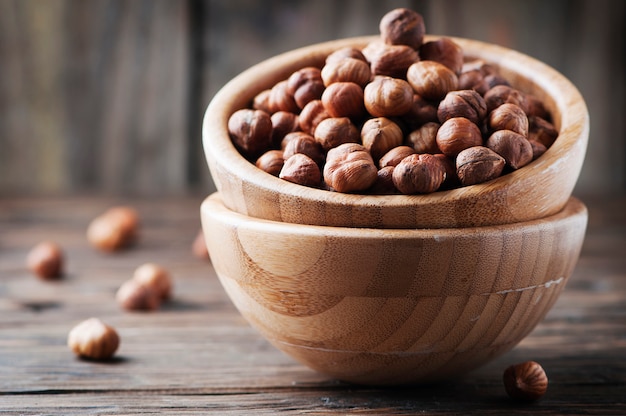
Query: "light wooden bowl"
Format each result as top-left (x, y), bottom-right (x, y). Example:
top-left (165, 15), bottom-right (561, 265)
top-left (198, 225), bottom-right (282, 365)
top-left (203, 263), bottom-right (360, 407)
top-left (202, 35), bottom-right (589, 229)
top-left (201, 193), bottom-right (587, 385)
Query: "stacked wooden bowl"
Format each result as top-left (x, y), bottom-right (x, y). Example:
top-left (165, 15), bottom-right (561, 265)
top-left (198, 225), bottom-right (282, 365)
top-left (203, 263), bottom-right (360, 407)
top-left (201, 36), bottom-right (589, 384)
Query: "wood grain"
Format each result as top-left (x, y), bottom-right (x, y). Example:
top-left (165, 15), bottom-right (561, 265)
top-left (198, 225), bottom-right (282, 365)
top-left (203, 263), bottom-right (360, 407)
top-left (0, 194), bottom-right (624, 413)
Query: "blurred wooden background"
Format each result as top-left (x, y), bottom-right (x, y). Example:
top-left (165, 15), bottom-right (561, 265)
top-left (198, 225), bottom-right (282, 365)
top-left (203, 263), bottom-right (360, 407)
top-left (0, 0), bottom-right (624, 196)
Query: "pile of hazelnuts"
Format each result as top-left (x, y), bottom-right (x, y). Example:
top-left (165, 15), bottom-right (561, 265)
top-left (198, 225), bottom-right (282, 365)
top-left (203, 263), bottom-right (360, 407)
top-left (228, 8), bottom-right (558, 195)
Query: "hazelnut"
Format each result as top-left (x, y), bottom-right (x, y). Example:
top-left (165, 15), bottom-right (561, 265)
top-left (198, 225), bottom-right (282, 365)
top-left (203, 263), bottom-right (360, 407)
top-left (379, 145), bottom-right (415, 168)
top-left (488, 103), bottom-right (529, 137)
top-left (406, 122), bottom-right (440, 154)
top-left (456, 146), bottom-right (505, 186)
top-left (87, 206), bottom-right (139, 252)
top-left (433, 153), bottom-right (459, 189)
top-left (436, 117), bottom-right (483, 157)
top-left (298, 99), bottom-right (330, 135)
top-left (27, 241), bottom-right (63, 280)
top-left (458, 69), bottom-right (490, 96)
top-left (361, 117), bottom-right (404, 162)
top-left (268, 80), bottom-right (299, 113)
top-left (484, 85), bottom-right (528, 113)
top-left (407, 60), bottom-right (459, 101)
top-left (525, 94), bottom-right (550, 119)
top-left (321, 82), bottom-right (366, 120)
top-left (363, 76), bottom-right (414, 117)
top-left (227, 108), bottom-right (272, 157)
top-left (379, 8), bottom-right (425, 50)
top-left (314, 117), bottom-right (360, 151)
top-left (68, 318), bottom-right (120, 360)
top-left (486, 130), bottom-right (533, 170)
top-left (362, 41), bottom-right (419, 79)
top-left (438, 89), bottom-right (487, 125)
top-left (116, 279), bottom-right (161, 311)
top-left (270, 111), bottom-right (300, 145)
top-left (252, 89), bottom-right (271, 113)
top-left (528, 115), bottom-right (558, 148)
top-left (287, 67), bottom-right (325, 109)
top-left (133, 263), bottom-right (172, 300)
top-left (321, 57), bottom-right (371, 87)
top-left (503, 361), bottom-right (548, 401)
top-left (419, 37), bottom-right (464, 75)
top-left (370, 165), bottom-right (397, 194)
top-left (392, 153), bottom-right (446, 194)
top-left (192, 229), bottom-right (210, 260)
top-left (282, 132), bottom-right (325, 166)
top-left (529, 139), bottom-right (548, 160)
top-left (324, 143), bottom-right (378, 193)
top-left (401, 94), bottom-right (439, 130)
top-left (326, 46), bottom-right (367, 65)
top-left (279, 153), bottom-right (322, 188)
top-left (256, 150), bottom-right (285, 176)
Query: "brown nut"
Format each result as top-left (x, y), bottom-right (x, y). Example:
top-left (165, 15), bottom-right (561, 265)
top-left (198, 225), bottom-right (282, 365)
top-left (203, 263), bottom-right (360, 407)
top-left (314, 117), bottom-right (360, 151)
top-left (227, 108), bottom-right (272, 157)
top-left (279, 153), bottom-right (322, 188)
top-left (503, 361), bottom-right (548, 401)
top-left (438, 89), bottom-right (487, 125)
top-left (406, 122), bottom-right (440, 154)
top-left (379, 145), bottom-right (416, 168)
top-left (321, 57), bottom-right (371, 87)
top-left (364, 76), bottom-right (414, 117)
top-left (529, 139), bottom-right (548, 160)
top-left (379, 8), bottom-right (425, 50)
top-left (433, 153), bottom-right (459, 189)
top-left (370, 165), bottom-right (397, 194)
top-left (401, 94), bottom-right (439, 130)
top-left (419, 37), bottom-right (464, 75)
top-left (458, 69), bottom-right (490, 96)
top-left (392, 153), bottom-right (446, 194)
top-left (27, 241), bottom-right (63, 280)
top-left (282, 132), bottom-right (325, 166)
top-left (362, 41), bottom-right (419, 79)
top-left (361, 117), bottom-right (404, 162)
top-left (486, 129), bottom-right (533, 170)
top-left (324, 143), bottom-right (378, 193)
top-left (326, 46), bottom-right (367, 65)
top-left (87, 206), bottom-right (139, 252)
top-left (252, 89), bottom-right (271, 113)
top-left (298, 99), bottom-right (330, 135)
top-left (268, 80), bottom-right (299, 113)
top-left (529, 115), bottom-right (559, 148)
top-left (287, 67), bottom-right (325, 109)
top-left (484, 85), bottom-right (528, 113)
top-left (270, 111), bottom-right (300, 145)
top-left (321, 82), bottom-right (366, 120)
top-left (436, 117), bottom-right (483, 157)
top-left (488, 103), bottom-right (529, 137)
top-left (116, 279), bottom-right (161, 311)
top-left (407, 60), bottom-right (459, 101)
top-left (133, 263), bottom-right (172, 300)
top-left (256, 150), bottom-right (285, 176)
top-left (525, 94), bottom-right (551, 119)
top-left (456, 146), bottom-right (505, 186)
top-left (68, 318), bottom-right (120, 360)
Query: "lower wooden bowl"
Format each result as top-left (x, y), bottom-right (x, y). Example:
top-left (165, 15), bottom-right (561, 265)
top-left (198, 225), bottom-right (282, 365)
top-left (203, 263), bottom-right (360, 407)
top-left (201, 193), bottom-right (587, 385)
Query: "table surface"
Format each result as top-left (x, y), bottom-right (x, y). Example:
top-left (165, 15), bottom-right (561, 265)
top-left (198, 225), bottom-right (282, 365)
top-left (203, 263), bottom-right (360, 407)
top-left (0, 194), bottom-right (624, 415)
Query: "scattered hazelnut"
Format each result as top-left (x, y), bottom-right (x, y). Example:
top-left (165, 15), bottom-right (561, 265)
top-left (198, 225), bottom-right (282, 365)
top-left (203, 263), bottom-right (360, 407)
top-left (68, 318), bottom-right (120, 360)
top-left (407, 60), bottom-right (459, 101)
top-left (456, 146), bottom-right (505, 186)
top-left (379, 8), bottom-right (425, 50)
top-left (324, 143), bottom-right (378, 193)
top-left (314, 117), bottom-right (360, 151)
top-left (503, 361), bottom-right (548, 401)
top-left (363, 76), bottom-right (414, 118)
top-left (392, 153), bottom-right (446, 194)
top-left (321, 81), bottom-right (366, 120)
top-left (279, 153), bottom-right (322, 188)
top-left (436, 117), bottom-right (483, 157)
top-left (87, 206), bottom-right (139, 252)
top-left (486, 130), bottom-right (533, 170)
top-left (27, 241), bottom-right (63, 280)
top-left (361, 117), bottom-right (404, 162)
top-left (116, 279), bottom-right (161, 311)
top-left (132, 263), bottom-right (172, 300)
top-left (227, 108), bottom-right (272, 157)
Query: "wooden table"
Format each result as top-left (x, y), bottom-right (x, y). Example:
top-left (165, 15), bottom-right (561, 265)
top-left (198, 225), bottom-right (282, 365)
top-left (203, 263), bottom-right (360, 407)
top-left (1, 194), bottom-right (624, 414)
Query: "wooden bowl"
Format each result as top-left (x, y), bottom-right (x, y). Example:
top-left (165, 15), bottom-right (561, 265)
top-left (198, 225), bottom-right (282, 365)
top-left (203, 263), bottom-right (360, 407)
top-left (201, 193), bottom-right (588, 385)
top-left (202, 35), bottom-right (589, 229)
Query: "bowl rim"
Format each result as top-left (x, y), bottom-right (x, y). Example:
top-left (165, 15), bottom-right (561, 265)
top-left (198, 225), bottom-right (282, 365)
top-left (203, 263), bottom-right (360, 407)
top-left (203, 35), bottom-right (589, 229)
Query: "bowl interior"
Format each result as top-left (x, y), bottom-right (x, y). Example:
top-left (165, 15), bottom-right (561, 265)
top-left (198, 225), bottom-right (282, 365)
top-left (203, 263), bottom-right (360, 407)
top-left (203, 35), bottom-right (589, 229)
top-left (201, 193), bottom-right (588, 384)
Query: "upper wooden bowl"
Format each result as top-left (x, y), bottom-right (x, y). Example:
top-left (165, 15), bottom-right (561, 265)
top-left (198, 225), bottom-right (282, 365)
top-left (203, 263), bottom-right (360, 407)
top-left (201, 193), bottom-right (587, 385)
top-left (203, 35), bottom-right (589, 229)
